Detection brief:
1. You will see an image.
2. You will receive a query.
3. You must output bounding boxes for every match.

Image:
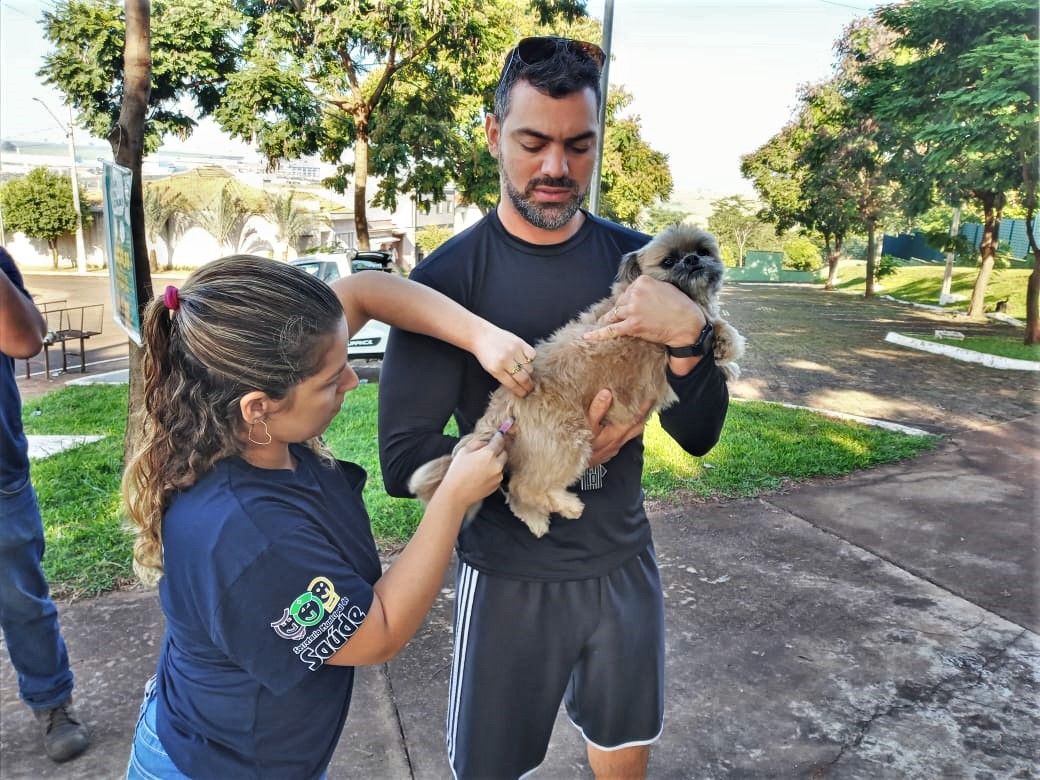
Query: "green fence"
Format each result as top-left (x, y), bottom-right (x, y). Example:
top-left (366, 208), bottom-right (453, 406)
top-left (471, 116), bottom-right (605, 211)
top-left (725, 251), bottom-right (823, 283)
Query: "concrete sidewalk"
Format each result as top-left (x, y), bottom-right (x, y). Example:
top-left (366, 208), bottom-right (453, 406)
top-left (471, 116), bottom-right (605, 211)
top-left (2, 414), bottom-right (1037, 779)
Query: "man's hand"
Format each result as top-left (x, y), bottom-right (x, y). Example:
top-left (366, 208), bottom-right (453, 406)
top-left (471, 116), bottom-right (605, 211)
top-left (582, 275), bottom-right (706, 349)
top-left (586, 389), bottom-right (653, 467)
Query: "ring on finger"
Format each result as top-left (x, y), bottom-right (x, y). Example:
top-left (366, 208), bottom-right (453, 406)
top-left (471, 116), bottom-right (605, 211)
top-left (612, 305), bottom-right (620, 320)
top-left (508, 362), bottom-right (524, 375)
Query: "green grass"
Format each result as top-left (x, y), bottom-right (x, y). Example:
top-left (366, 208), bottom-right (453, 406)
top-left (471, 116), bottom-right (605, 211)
top-left (836, 261), bottom-right (1032, 320)
top-left (909, 333), bottom-right (1040, 362)
top-left (643, 400), bottom-right (936, 499)
top-left (22, 385), bottom-right (130, 597)
top-left (23, 384), bottom-right (938, 597)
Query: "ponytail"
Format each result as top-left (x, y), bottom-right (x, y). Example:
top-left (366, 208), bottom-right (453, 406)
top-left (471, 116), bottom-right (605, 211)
top-left (122, 256), bottom-right (343, 581)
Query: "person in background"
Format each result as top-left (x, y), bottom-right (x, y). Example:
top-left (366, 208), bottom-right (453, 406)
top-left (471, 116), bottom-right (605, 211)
top-left (378, 37), bottom-right (730, 779)
top-left (0, 246), bottom-right (91, 763)
top-left (123, 255), bottom-right (534, 779)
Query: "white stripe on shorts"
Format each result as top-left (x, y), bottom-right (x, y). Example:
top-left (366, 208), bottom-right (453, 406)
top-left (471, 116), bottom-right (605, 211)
top-left (447, 562), bottom-right (479, 769)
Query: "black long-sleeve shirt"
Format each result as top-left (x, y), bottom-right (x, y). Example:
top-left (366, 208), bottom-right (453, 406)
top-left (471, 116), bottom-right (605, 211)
top-left (378, 209), bottom-right (729, 581)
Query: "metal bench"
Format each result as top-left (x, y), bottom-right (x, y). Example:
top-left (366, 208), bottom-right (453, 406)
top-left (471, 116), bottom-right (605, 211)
top-left (24, 304), bottom-right (105, 379)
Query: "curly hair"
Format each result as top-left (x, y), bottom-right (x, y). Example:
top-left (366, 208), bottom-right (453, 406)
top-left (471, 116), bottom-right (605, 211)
top-left (122, 255), bottom-right (343, 581)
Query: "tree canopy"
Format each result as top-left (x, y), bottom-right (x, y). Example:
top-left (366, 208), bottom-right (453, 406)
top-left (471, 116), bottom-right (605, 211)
top-left (0, 167), bottom-right (92, 268)
top-left (862, 0), bottom-right (1038, 317)
top-left (39, 0), bottom-right (240, 154)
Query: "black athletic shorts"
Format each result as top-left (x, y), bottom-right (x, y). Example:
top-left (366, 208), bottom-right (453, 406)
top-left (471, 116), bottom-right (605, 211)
top-left (446, 543), bottom-right (665, 779)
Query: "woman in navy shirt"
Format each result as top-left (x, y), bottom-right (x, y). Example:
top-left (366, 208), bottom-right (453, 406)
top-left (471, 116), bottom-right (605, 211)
top-left (123, 255), bottom-right (530, 779)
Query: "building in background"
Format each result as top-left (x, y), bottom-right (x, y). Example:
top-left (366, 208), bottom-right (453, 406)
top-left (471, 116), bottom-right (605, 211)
top-left (0, 138), bottom-right (456, 271)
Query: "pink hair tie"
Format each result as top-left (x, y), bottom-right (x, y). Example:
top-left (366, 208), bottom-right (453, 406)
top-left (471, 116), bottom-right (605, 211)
top-left (163, 285), bottom-right (180, 312)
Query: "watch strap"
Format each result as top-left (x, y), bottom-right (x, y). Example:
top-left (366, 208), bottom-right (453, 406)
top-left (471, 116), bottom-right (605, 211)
top-left (667, 321), bottom-right (714, 358)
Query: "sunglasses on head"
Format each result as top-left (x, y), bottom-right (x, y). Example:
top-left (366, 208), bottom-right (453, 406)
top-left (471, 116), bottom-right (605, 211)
top-left (504, 36), bottom-right (606, 72)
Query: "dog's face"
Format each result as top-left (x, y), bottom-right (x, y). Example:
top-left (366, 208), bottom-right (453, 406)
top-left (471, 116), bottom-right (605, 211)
top-left (616, 224), bottom-right (724, 310)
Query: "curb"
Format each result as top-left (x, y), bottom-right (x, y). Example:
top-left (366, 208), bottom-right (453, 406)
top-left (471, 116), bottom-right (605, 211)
top-left (26, 434), bottom-right (104, 459)
top-left (885, 332), bottom-right (1040, 372)
top-left (733, 398), bottom-right (934, 437)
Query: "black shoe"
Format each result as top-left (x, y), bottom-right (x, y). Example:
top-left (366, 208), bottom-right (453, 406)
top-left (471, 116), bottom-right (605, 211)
top-left (33, 699), bottom-right (90, 762)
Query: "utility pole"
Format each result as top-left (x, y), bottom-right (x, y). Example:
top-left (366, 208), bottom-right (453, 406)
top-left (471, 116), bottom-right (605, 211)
top-left (34, 98), bottom-right (88, 274)
top-left (588, 0), bottom-right (614, 217)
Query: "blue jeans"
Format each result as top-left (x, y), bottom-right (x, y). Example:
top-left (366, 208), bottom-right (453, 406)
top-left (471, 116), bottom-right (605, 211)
top-left (127, 678), bottom-right (331, 779)
top-left (127, 677), bottom-right (188, 780)
top-left (0, 478), bottom-right (74, 711)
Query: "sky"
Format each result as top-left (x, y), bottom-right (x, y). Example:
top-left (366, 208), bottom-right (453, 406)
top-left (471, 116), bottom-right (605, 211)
top-left (0, 0), bottom-right (880, 197)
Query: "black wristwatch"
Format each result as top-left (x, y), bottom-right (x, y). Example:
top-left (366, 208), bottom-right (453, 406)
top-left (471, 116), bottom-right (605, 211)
top-left (667, 321), bottom-right (714, 358)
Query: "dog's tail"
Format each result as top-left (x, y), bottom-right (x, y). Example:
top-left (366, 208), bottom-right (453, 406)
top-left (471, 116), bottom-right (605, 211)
top-left (408, 452), bottom-right (486, 524)
top-left (408, 454), bottom-right (452, 505)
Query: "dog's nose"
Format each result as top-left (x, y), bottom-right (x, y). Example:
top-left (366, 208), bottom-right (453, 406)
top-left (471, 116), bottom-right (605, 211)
top-left (681, 253), bottom-right (703, 270)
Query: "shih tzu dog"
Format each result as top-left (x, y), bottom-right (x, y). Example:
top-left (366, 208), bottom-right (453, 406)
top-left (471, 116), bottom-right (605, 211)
top-left (409, 223), bottom-right (745, 538)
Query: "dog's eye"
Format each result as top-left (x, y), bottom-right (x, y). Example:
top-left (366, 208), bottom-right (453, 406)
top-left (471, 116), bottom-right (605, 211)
top-left (661, 255), bottom-right (678, 268)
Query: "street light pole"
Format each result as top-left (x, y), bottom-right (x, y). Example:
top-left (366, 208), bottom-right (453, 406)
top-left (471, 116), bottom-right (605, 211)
top-left (588, 0), bottom-right (614, 217)
top-left (34, 98), bottom-right (88, 274)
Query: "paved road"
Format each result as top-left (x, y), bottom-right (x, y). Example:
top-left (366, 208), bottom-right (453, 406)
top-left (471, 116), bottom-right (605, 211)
top-left (723, 284), bottom-right (1035, 434)
top-left (17, 271), bottom-right (177, 397)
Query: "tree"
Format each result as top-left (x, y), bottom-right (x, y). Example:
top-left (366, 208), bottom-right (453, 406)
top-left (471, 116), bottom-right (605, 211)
top-left (597, 88), bottom-right (673, 228)
top-left (866, 0), bottom-right (1038, 317)
top-left (266, 191), bottom-right (323, 261)
top-left (742, 81), bottom-right (857, 290)
top-left (415, 224), bottom-right (455, 257)
top-left (143, 184), bottom-right (188, 271)
top-left (783, 235), bottom-right (822, 272)
top-left (214, 0), bottom-right (562, 250)
top-left (39, 0), bottom-right (240, 155)
top-left (191, 181), bottom-right (261, 255)
top-left (0, 167), bottom-right (91, 268)
top-left (639, 204), bottom-right (691, 235)
top-left (707, 195), bottom-right (777, 266)
top-left (40, 0), bottom-right (241, 459)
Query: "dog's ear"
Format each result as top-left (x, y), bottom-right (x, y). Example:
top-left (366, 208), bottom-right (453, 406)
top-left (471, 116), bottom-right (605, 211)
top-left (616, 250), bottom-right (642, 285)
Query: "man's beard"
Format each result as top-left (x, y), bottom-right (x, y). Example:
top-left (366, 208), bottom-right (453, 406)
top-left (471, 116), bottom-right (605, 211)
top-left (502, 171), bottom-right (585, 231)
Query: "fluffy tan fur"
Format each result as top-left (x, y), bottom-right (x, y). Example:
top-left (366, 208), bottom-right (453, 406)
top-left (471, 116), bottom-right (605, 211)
top-left (408, 223), bottom-right (744, 537)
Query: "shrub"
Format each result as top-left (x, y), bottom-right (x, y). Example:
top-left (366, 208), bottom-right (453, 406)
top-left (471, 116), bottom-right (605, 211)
top-left (782, 235), bottom-right (822, 271)
top-left (416, 225), bottom-right (454, 256)
top-left (875, 255), bottom-right (900, 280)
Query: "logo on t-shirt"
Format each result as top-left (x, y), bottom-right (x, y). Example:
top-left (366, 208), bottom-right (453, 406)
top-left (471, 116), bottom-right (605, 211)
top-left (270, 576), bottom-right (367, 670)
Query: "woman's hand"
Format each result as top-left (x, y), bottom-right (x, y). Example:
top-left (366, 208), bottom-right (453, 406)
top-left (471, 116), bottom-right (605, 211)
top-left (473, 326), bottom-right (536, 397)
top-left (439, 433), bottom-right (508, 507)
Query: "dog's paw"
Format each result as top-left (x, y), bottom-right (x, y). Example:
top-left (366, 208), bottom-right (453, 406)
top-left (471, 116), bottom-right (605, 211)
top-left (549, 490), bottom-right (584, 519)
top-left (507, 497), bottom-right (553, 537)
top-left (713, 319), bottom-right (745, 363)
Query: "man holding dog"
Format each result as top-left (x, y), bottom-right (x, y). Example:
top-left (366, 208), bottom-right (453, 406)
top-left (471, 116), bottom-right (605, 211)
top-left (379, 37), bottom-right (729, 779)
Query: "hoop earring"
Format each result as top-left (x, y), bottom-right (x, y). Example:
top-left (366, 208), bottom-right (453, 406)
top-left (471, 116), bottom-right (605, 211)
top-left (248, 419), bottom-right (272, 446)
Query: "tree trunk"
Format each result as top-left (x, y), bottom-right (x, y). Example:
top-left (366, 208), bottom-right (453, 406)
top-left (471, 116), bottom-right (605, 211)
top-left (354, 121), bottom-right (370, 250)
top-left (1025, 208), bottom-right (1039, 345)
top-left (825, 234), bottom-right (842, 291)
top-left (49, 240), bottom-right (59, 269)
top-left (1021, 151), bottom-right (1039, 345)
top-left (967, 191), bottom-right (1003, 319)
top-left (111, 0), bottom-right (153, 464)
top-left (864, 219), bottom-right (877, 298)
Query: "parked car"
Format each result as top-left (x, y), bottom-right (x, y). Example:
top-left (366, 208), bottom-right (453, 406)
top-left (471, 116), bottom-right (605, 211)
top-left (290, 250), bottom-right (394, 360)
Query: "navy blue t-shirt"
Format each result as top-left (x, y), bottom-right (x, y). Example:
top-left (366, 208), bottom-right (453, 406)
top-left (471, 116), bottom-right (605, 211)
top-left (0, 247), bottom-right (32, 493)
top-left (156, 445), bottom-right (382, 779)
